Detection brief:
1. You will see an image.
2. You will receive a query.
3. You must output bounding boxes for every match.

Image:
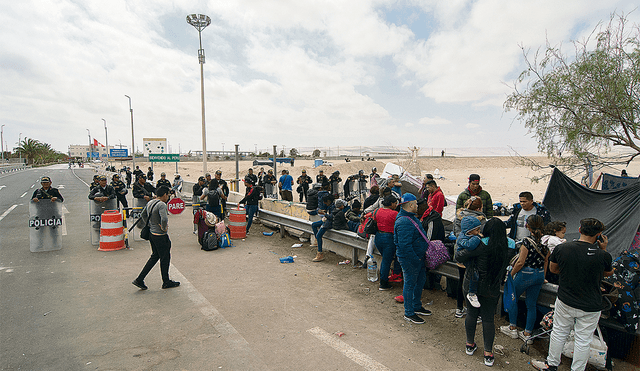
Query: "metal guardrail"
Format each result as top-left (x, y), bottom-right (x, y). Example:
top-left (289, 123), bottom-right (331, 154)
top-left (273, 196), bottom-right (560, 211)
top-left (0, 164), bottom-right (30, 174)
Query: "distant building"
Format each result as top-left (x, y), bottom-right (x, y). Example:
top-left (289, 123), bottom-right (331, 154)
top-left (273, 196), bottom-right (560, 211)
top-left (68, 144), bottom-right (114, 160)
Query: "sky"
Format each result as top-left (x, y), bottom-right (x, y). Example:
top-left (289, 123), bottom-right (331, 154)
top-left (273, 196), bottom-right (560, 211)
top-left (1, 0), bottom-right (638, 156)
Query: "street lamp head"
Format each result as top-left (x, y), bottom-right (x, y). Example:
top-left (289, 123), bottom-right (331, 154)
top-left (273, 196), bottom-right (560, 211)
top-left (186, 14), bottom-right (211, 31)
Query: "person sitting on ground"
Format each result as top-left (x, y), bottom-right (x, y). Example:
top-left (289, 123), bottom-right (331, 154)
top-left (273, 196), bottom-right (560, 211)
top-left (156, 172), bottom-right (171, 189)
top-left (345, 200), bottom-right (362, 232)
top-left (278, 169), bottom-right (294, 201)
top-left (133, 174), bottom-right (156, 202)
top-left (32, 176), bottom-right (64, 202)
top-left (375, 195), bottom-right (399, 291)
top-left (504, 191), bottom-right (551, 242)
top-left (455, 218), bottom-right (509, 367)
top-left (310, 194), bottom-right (335, 262)
top-left (456, 174), bottom-right (493, 217)
top-left (394, 193), bottom-right (432, 323)
top-left (421, 179), bottom-right (446, 219)
top-left (238, 179), bottom-right (262, 233)
top-left (457, 216), bottom-right (484, 309)
top-left (363, 185), bottom-right (379, 211)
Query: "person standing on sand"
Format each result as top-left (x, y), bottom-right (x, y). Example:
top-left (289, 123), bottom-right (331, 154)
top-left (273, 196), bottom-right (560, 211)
top-left (296, 170), bottom-right (312, 202)
top-left (278, 169), bottom-right (294, 201)
top-left (316, 170), bottom-right (329, 187)
top-left (504, 191), bottom-right (551, 242)
top-left (456, 174), bottom-right (493, 217)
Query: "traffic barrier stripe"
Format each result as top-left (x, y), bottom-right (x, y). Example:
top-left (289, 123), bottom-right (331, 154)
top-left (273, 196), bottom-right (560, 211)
top-left (229, 208), bottom-right (246, 239)
top-left (99, 210), bottom-right (125, 251)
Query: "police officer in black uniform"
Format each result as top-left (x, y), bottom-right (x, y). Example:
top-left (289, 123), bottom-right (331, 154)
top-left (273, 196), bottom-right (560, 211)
top-left (193, 176), bottom-right (206, 199)
top-left (296, 170), bottom-right (313, 202)
top-left (156, 172), bottom-right (171, 189)
top-left (111, 173), bottom-right (128, 209)
top-left (89, 175), bottom-right (117, 203)
top-left (32, 176), bottom-right (64, 202)
top-left (125, 167), bottom-right (133, 188)
top-left (147, 166), bottom-right (154, 182)
top-left (89, 174), bottom-right (100, 191)
top-left (263, 169), bottom-right (277, 198)
top-left (133, 174), bottom-right (156, 202)
top-left (132, 166), bottom-right (143, 181)
top-left (316, 169), bottom-right (329, 186)
top-left (209, 170), bottom-right (229, 215)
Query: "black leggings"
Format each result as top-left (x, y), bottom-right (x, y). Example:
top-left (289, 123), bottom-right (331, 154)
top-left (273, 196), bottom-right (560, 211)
top-left (465, 294), bottom-right (499, 353)
top-left (457, 266), bottom-right (466, 310)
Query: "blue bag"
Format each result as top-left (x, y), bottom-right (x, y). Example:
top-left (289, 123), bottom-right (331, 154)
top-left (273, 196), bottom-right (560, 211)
top-left (218, 232), bottom-right (232, 248)
top-left (503, 272), bottom-right (516, 312)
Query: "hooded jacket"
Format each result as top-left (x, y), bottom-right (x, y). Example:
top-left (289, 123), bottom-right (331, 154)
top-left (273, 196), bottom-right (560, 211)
top-left (394, 208), bottom-right (429, 264)
top-left (456, 186), bottom-right (493, 217)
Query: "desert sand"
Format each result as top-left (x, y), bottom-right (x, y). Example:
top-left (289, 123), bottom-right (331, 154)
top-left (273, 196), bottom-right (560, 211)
top-left (113, 156), bottom-right (640, 207)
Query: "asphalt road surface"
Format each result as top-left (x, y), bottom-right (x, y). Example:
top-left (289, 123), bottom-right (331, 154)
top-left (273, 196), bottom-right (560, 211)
top-left (1, 165), bottom-right (636, 371)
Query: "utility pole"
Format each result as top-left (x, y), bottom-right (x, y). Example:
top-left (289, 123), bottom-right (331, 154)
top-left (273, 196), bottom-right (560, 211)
top-left (125, 95), bottom-right (135, 170)
top-left (102, 118), bottom-right (109, 167)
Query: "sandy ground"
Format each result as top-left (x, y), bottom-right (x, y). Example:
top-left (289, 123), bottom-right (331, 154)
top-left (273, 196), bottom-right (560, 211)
top-left (113, 156), bottom-right (640, 206)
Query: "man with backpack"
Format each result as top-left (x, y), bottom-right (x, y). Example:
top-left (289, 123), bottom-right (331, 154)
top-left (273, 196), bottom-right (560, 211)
top-left (238, 179), bottom-right (262, 233)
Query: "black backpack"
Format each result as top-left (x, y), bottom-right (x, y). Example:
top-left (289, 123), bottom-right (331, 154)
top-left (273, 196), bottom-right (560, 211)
top-left (201, 230), bottom-right (219, 251)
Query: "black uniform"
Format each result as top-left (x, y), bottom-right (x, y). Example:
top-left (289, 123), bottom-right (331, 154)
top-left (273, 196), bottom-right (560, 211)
top-left (88, 185), bottom-right (117, 201)
top-left (192, 183), bottom-right (205, 198)
top-left (296, 174), bottom-right (313, 202)
top-left (209, 178), bottom-right (229, 213)
top-left (133, 168), bottom-right (144, 180)
top-left (32, 187), bottom-right (64, 202)
top-left (111, 179), bottom-right (129, 209)
top-left (316, 174), bottom-right (329, 185)
top-left (89, 181), bottom-right (99, 191)
top-left (147, 169), bottom-right (154, 181)
top-left (262, 174), bottom-right (277, 197)
top-left (156, 178), bottom-right (171, 189)
top-left (125, 170), bottom-right (133, 188)
top-left (133, 181), bottom-right (156, 200)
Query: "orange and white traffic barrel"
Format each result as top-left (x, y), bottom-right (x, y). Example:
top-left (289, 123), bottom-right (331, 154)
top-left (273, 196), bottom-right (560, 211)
top-left (98, 210), bottom-right (125, 251)
top-left (229, 207), bottom-right (247, 239)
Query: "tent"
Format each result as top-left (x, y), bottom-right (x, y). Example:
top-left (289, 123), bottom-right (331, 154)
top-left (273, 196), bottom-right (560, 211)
top-left (542, 168), bottom-right (640, 258)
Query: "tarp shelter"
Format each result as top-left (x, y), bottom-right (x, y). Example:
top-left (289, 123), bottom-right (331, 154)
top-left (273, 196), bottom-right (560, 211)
top-left (600, 173), bottom-right (640, 190)
top-left (543, 168), bottom-right (640, 258)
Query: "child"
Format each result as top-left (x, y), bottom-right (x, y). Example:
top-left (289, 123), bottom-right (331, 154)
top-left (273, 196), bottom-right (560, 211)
top-left (541, 221), bottom-right (566, 253)
top-left (345, 200), bottom-right (362, 232)
top-left (457, 216), bottom-right (483, 308)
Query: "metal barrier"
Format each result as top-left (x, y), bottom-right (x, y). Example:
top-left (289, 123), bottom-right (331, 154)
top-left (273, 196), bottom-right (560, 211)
top-left (89, 199), bottom-right (117, 246)
top-left (29, 200), bottom-right (63, 252)
top-left (0, 164), bottom-right (30, 174)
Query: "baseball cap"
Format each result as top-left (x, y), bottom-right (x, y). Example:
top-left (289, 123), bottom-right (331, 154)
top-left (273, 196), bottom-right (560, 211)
top-left (161, 172), bottom-right (166, 176)
top-left (198, 176), bottom-right (205, 182)
top-left (469, 174), bottom-right (480, 182)
top-left (40, 176), bottom-right (51, 183)
top-left (215, 170), bottom-right (222, 175)
top-left (205, 172), bottom-right (211, 177)
top-left (399, 193), bottom-right (417, 205)
top-left (302, 170), bottom-right (306, 173)
top-left (97, 175), bottom-right (107, 181)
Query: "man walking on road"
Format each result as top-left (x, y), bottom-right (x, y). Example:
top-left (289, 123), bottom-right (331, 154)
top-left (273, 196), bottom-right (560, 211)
top-left (132, 186), bottom-right (180, 290)
top-left (531, 218), bottom-right (613, 371)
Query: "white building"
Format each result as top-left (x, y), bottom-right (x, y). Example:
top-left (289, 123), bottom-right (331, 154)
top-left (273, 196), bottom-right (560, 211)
top-left (68, 144), bottom-right (114, 159)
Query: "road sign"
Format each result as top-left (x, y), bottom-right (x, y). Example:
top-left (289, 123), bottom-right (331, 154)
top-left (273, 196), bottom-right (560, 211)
top-left (149, 154), bottom-right (180, 162)
top-left (86, 152), bottom-right (100, 158)
top-left (167, 198), bottom-right (185, 215)
top-left (110, 149), bottom-right (129, 157)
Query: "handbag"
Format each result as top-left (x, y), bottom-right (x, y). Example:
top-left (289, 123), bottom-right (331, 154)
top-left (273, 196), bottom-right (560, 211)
top-left (404, 217), bottom-right (450, 269)
top-left (140, 201), bottom-right (158, 241)
top-left (561, 324), bottom-right (608, 370)
top-left (503, 273), bottom-right (517, 312)
top-left (364, 209), bottom-right (379, 235)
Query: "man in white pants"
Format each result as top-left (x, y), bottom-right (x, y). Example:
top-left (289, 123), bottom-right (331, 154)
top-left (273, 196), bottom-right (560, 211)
top-left (531, 218), bottom-right (613, 371)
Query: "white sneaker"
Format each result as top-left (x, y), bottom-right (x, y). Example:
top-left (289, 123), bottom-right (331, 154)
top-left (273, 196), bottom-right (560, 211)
top-left (500, 325), bottom-right (518, 339)
top-left (519, 330), bottom-right (533, 345)
top-left (467, 293), bottom-right (481, 308)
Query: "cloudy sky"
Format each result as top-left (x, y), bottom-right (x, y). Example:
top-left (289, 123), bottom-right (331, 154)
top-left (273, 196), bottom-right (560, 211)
top-left (1, 0), bottom-right (638, 156)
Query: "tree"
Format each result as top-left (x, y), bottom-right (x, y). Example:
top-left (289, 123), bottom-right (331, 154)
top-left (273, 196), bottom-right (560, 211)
top-left (312, 149), bottom-right (321, 158)
top-left (15, 138), bottom-right (66, 164)
top-left (505, 14), bottom-right (640, 170)
top-left (289, 148), bottom-right (299, 157)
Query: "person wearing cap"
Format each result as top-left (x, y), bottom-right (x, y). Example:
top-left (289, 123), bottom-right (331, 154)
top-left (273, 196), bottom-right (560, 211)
top-left (90, 174), bottom-right (100, 191)
top-left (133, 166), bottom-right (143, 181)
top-left (125, 167), bottom-right (133, 188)
top-left (111, 174), bottom-right (128, 209)
top-left (204, 173), bottom-right (212, 188)
top-left (456, 174), bottom-right (493, 217)
top-left (331, 199), bottom-right (350, 231)
top-left (88, 175), bottom-right (117, 203)
top-left (316, 170), bottom-right (328, 186)
top-left (296, 170), bottom-right (312, 203)
top-left (263, 170), bottom-right (277, 198)
top-left (209, 170), bottom-right (229, 214)
top-left (394, 193), bottom-right (432, 324)
top-left (244, 168), bottom-right (258, 190)
top-left (156, 172), bottom-right (171, 189)
top-left (193, 176), bottom-right (206, 200)
top-left (133, 174), bottom-right (156, 201)
top-left (238, 178), bottom-right (262, 233)
top-left (32, 176), bottom-right (64, 202)
top-left (147, 167), bottom-right (154, 182)
top-left (278, 169), bottom-right (294, 201)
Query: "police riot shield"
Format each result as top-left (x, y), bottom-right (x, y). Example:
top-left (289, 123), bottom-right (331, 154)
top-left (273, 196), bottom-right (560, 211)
top-left (89, 198), bottom-right (117, 246)
top-left (357, 179), bottom-right (368, 198)
top-left (264, 184), bottom-right (278, 199)
top-left (29, 200), bottom-right (63, 252)
top-left (130, 198), bottom-right (148, 242)
top-left (330, 181), bottom-right (343, 199)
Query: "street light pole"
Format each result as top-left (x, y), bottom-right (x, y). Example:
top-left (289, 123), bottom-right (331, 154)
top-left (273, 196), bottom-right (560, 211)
top-left (87, 129), bottom-right (92, 161)
top-left (1, 125), bottom-right (5, 163)
top-left (18, 132), bottom-right (22, 164)
top-left (102, 118), bottom-right (109, 168)
top-left (125, 95), bottom-right (135, 171)
top-left (187, 13), bottom-right (211, 175)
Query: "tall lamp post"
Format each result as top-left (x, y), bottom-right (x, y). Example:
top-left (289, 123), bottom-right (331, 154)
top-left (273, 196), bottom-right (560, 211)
top-left (1, 124), bottom-right (5, 162)
top-left (102, 118), bottom-right (109, 168)
top-left (186, 13), bottom-right (211, 174)
top-left (87, 129), bottom-right (92, 161)
top-left (18, 132), bottom-right (22, 164)
top-left (125, 95), bottom-right (135, 171)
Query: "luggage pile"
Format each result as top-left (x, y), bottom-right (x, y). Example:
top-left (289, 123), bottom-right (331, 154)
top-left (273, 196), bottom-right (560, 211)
top-left (193, 210), bottom-right (232, 251)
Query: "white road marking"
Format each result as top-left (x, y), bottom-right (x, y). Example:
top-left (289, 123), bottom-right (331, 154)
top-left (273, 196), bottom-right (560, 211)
top-left (20, 192), bottom-right (27, 198)
top-left (0, 185), bottom-right (6, 190)
top-left (0, 205), bottom-right (18, 223)
top-left (58, 185), bottom-right (65, 189)
top-left (307, 327), bottom-right (390, 371)
top-left (170, 266), bottom-right (268, 369)
top-left (31, 184), bottom-right (35, 188)
top-left (71, 169), bottom-right (90, 187)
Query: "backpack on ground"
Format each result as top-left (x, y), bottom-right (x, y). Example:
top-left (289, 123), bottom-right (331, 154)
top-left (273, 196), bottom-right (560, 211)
top-left (218, 232), bottom-right (232, 248)
top-left (201, 230), bottom-right (219, 251)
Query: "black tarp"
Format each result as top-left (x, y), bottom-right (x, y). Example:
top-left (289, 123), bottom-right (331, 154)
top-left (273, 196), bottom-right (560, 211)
top-left (601, 173), bottom-right (640, 190)
top-left (543, 168), bottom-right (640, 258)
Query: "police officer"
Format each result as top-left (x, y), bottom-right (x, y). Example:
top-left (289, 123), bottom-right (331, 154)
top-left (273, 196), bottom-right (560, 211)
top-left (297, 170), bottom-right (312, 202)
top-left (316, 169), bottom-right (329, 186)
top-left (204, 172), bottom-right (212, 188)
top-left (32, 176), bottom-right (64, 202)
top-left (133, 174), bottom-right (156, 202)
top-left (111, 173), bottom-right (128, 209)
top-left (132, 166), bottom-right (143, 181)
top-left (193, 176), bottom-right (206, 199)
top-left (244, 168), bottom-right (258, 190)
top-left (125, 167), bottom-right (133, 188)
top-left (147, 166), bottom-right (154, 182)
top-left (90, 174), bottom-right (100, 191)
top-left (89, 175), bottom-right (116, 203)
top-left (209, 170), bottom-right (229, 214)
top-left (156, 172), bottom-right (171, 189)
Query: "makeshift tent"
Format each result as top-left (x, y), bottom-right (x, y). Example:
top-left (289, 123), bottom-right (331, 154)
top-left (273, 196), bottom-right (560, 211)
top-left (543, 168), bottom-right (640, 258)
top-left (600, 173), bottom-right (640, 190)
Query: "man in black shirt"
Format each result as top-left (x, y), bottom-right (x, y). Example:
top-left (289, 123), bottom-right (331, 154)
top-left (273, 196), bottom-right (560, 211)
top-left (532, 218), bottom-right (613, 371)
top-left (204, 172), bottom-right (212, 188)
top-left (132, 174), bottom-right (156, 202)
top-left (156, 172), bottom-right (171, 189)
top-left (296, 170), bottom-right (312, 202)
top-left (132, 166), bottom-right (143, 180)
top-left (88, 175), bottom-right (117, 203)
top-left (111, 174), bottom-right (128, 209)
top-left (238, 179), bottom-right (262, 233)
top-left (193, 176), bottom-right (206, 199)
top-left (209, 170), bottom-right (229, 215)
top-left (262, 170), bottom-right (277, 198)
top-left (244, 168), bottom-right (258, 190)
top-left (32, 176), bottom-right (64, 202)
top-left (89, 174), bottom-right (100, 191)
top-left (316, 170), bottom-right (328, 186)
top-left (125, 167), bottom-right (133, 188)
top-left (147, 167), bottom-right (154, 181)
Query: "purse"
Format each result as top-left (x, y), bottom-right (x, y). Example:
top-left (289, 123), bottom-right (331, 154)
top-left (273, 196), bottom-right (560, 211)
top-left (561, 324), bottom-right (608, 370)
top-left (364, 209), bottom-right (379, 235)
top-left (404, 216), bottom-right (450, 269)
top-left (140, 201), bottom-right (158, 241)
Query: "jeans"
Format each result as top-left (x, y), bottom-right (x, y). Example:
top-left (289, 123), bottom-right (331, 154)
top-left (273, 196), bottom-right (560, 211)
top-left (468, 269), bottom-right (479, 295)
top-left (137, 234), bottom-right (172, 283)
top-left (508, 266), bottom-right (545, 333)
top-left (398, 257), bottom-right (427, 316)
top-left (547, 298), bottom-right (601, 371)
top-left (465, 294), bottom-right (499, 353)
top-left (311, 220), bottom-right (328, 252)
top-left (245, 204), bottom-right (258, 231)
top-left (375, 232), bottom-right (396, 282)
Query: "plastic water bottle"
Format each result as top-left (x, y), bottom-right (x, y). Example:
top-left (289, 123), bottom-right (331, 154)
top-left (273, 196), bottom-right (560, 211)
top-left (367, 257), bottom-right (378, 282)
